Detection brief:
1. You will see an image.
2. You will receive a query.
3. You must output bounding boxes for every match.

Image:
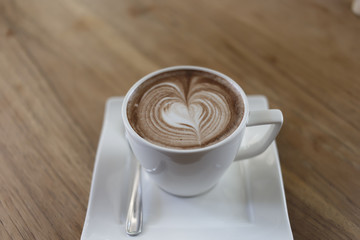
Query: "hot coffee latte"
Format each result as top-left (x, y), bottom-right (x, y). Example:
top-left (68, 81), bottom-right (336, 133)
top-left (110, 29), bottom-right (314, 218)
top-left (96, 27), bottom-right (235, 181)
top-left (127, 70), bottom-right (244, 149)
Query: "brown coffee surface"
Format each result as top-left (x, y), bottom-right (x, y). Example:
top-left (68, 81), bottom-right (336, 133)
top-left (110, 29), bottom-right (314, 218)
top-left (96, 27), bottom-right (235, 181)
top-left (127, 70), bottom-right (244, 149)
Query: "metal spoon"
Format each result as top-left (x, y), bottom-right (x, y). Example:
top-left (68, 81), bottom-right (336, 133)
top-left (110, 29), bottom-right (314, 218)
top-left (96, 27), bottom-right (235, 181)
top-left (126, 160), bottom-right (143, 236)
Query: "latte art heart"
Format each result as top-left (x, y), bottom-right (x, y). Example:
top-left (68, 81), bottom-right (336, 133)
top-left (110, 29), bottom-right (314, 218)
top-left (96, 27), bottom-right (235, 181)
top-left (127, 70), bottom-right (244, 149)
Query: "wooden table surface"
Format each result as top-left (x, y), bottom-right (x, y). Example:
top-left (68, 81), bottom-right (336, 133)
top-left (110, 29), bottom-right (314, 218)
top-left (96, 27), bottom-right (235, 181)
top-left (1, 0), bottom-right (359, 239)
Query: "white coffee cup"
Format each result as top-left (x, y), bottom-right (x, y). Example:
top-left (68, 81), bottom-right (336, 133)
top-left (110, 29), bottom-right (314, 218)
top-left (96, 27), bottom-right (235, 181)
top-left (122, 66), bottom-right (283, 197)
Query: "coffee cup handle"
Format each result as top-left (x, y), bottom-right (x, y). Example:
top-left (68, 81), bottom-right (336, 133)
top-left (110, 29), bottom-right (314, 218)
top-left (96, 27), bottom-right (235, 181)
top-left (235, 109), bottom-right (283, 160)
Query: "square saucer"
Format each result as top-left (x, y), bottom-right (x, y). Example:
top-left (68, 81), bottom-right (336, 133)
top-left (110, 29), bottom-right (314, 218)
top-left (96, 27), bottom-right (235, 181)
top-left (81, 95), bottom-right (293, 240)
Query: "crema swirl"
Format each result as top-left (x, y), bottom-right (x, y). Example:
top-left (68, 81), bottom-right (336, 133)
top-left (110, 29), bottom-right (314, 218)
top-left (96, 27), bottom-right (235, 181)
top-left (127, 70), bottom-right (244, 149)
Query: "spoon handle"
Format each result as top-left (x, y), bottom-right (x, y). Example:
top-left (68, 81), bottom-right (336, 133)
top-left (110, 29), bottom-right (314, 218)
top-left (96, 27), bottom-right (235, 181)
top-left (126, 162), bottom-right (143, 236)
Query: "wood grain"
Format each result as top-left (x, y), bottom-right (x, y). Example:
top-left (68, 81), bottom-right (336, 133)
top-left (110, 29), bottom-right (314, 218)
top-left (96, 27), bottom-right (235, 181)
top-left (0, 0), bottom-right (359, 239)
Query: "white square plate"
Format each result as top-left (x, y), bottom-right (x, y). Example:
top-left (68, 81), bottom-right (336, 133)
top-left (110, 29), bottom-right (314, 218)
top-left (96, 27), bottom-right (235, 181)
top-left (81, 95), bottom-right (293, 240)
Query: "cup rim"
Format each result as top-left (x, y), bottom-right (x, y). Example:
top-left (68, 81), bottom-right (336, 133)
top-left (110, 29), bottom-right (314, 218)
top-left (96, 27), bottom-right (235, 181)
top-left (122, 65), bottom-right (249, 154)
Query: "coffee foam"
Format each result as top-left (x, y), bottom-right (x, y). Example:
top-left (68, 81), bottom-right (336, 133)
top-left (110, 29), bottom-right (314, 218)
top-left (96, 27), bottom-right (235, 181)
top-left (127, 70), bottom-right (244, 149)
